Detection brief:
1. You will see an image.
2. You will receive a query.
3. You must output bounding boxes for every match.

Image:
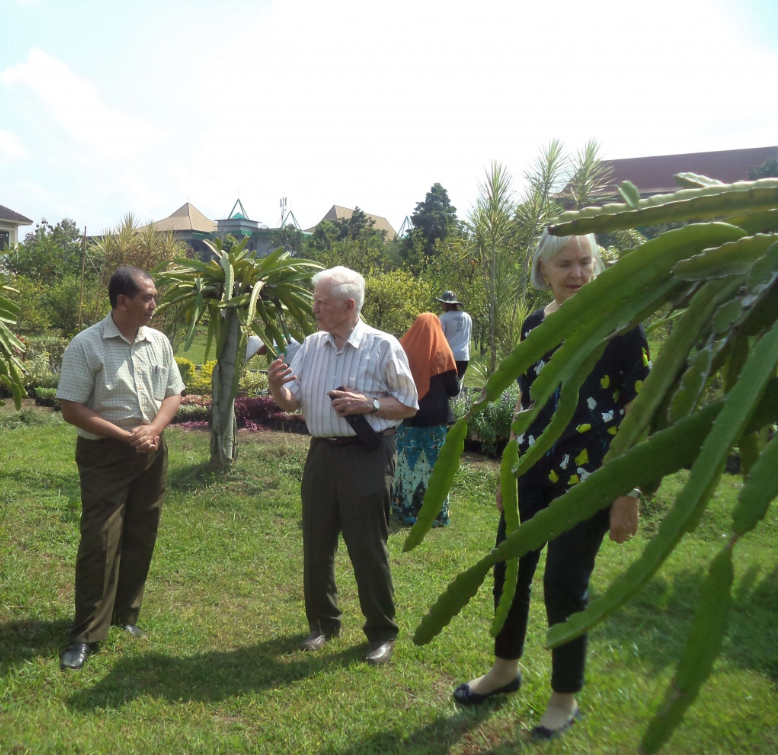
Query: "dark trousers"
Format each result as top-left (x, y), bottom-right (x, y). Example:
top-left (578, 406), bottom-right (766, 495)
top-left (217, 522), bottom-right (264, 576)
top-left (300, 436), bottom-right (398, 644)
top-left (455, 360), bottom-right (469, 379)
top-left (71, 436), bottom-right (168, 643)
top-left (493, 477), bottom-right (610, 693)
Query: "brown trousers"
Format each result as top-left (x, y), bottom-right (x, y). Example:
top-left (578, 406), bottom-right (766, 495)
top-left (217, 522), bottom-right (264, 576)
top-left (300, 436), bottom-right (398, 644)
top-left (71, 435), bottom-right (168, 643)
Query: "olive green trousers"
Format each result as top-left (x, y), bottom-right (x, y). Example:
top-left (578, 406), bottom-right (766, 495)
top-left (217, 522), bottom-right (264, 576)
top-left (71, 435), bottom-right (168, 643)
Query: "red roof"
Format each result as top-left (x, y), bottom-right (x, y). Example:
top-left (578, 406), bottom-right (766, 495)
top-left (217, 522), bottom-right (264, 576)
top-left (597, 146), bottom-right (778, 196)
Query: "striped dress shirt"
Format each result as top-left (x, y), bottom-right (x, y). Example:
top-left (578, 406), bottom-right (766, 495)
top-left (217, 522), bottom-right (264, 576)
top-left (56, 312), bottom-right (185, 439)
top-left (287, 319), bottom-right (419, 438)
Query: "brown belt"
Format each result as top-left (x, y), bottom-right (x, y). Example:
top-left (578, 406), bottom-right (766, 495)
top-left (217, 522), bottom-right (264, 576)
top-left (319, 427), bottom-right (396, 446)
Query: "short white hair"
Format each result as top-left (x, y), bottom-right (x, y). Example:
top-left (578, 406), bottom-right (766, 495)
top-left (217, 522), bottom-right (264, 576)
top-left (312, 266), bottom-right (365, 315)
top-left (530, 229), bottom-right (604, 291)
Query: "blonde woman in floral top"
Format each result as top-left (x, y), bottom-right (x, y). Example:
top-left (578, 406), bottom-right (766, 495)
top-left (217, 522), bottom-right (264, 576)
top-left (453, 230), bottom-right (650, 741)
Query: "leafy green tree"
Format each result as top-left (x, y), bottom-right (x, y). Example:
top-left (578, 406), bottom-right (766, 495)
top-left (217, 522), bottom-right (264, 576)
top-left (271, 225), bottom-right (305, 256)
top-left (1, 219), bottom-right (83, 282)
top-left (408, 183), bottom-right (459, 257)
top-left (156, 239), bottom-right (320, 470)
top-left (407, 173), bottom-right (778, 752)
top-left (361, 270), bottom-right (434, 337)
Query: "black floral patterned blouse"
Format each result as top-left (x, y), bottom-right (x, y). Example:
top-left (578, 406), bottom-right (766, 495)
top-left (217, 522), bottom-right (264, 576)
top-left (516, 308), bottom-right (651, 491)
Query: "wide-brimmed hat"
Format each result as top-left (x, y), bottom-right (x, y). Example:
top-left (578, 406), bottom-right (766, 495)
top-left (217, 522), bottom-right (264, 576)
top-left (435, 290), bottom-right (462, 305)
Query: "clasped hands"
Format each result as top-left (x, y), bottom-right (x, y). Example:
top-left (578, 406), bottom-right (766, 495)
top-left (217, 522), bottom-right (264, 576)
top-left (127, 424), bottom-right (160, 454)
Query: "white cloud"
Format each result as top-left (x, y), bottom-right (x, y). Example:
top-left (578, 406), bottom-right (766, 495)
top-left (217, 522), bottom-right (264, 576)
top-left (1, 48), bottom-right (166, 160)
top-left (0, 130), bottom-right (30, 162)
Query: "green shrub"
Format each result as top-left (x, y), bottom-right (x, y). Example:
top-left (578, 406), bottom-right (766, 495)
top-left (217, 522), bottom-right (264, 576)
top-left (175, 356), bottom-right (195, 386)
top-left (239, 369), bottom-right (268, 396)
top-left (21, 351), bottom-right (59, 391)
top-left (452, 384), bottom-right (519, 457)
top-left (34, 387), bottom-right (59, 407)
top-left (185, 360), bottom-right (217, 395)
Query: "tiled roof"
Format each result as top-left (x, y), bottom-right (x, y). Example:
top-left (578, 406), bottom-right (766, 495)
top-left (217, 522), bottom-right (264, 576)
top-left (141, 202), bottom-right (216, 233)
top-left (0, 204), bottom-right (33, 224)
top-left (305, 205), bottom-right (397, 240)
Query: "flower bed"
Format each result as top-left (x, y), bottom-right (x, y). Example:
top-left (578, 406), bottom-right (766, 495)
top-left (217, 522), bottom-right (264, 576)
top-left (174, 394), bottom-right (307, 434)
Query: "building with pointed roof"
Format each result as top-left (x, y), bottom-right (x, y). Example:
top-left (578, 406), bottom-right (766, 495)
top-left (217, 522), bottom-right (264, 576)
top-left (137, 201), bottom-right (216, 255)
top-left (0, 204), bottom-right (33, 250)
top-left (305, 205), bottom-right (397, 240)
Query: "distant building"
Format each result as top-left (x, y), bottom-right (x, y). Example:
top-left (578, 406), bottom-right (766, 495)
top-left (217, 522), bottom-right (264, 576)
top-left (571, 146), bottom-right (778, 202)
top-left (305, 205), bottom-right (397, 241)
top-left (141, 199), bottom-right (309, 258)
top-left (139, 202), bottom-right (217, 256)
top-left (0, 204), bottom-right (33, 250)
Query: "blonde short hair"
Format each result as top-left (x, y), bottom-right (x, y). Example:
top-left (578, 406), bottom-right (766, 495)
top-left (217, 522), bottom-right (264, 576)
top-left (530, 229), bottom-right (604, 291)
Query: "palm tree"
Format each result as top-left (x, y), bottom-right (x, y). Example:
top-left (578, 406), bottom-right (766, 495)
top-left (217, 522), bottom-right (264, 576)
top-left (0, 285), bottom-right (25, 409)
top-left (155, 238), bottom-right (320, 470)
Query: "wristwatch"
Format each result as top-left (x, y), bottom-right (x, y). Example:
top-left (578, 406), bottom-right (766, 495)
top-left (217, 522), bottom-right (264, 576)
top-left (370, 398), bottom-right (381, 414)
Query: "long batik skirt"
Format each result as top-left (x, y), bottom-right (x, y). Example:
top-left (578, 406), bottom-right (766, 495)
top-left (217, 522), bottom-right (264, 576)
top-left (392, 424), bottom-right (450, 526)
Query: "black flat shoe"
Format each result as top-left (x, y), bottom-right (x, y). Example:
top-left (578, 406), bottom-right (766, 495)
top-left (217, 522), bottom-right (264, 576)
top-left (453, 674), bottom-right (522, 705)
top-left (530, 707), bottom-right (582, 740)
top-left (59, 641), bottom-right (93, 670)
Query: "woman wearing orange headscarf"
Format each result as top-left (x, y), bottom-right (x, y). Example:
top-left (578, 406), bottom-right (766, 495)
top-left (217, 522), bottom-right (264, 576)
top-left (393, 313), bottom-right (460, 526)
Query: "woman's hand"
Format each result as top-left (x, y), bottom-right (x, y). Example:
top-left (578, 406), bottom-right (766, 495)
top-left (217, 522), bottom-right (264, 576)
top-left (609, 495), bottom-right (639, 543)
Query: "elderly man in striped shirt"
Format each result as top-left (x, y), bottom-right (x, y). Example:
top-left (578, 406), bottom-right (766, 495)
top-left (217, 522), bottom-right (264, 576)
top-left (56, 266), bottom-right (184, 670)
top-left (269, 266), bottom-right (418, 665)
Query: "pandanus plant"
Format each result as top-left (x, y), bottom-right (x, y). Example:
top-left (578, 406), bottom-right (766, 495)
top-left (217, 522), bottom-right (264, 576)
top-left (155, 238), bottom-right (320, 470)
top-left (406, 175), bottom-right (778, 752)
top-left (0, 284), bottom-right (25, 409)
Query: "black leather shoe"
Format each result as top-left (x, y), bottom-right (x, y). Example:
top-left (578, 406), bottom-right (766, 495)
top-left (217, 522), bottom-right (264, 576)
top-left (530, 707), bottom-right (581, 740)
top-left (60, 642), bottom-right (93, 670)
top-left (121, 624), bottom-right (147, 638)
top-left (299, 631), bottom-right (336, 652)
top-left (453, 674), bottom-right (522, 705)
top-left (366, 639), bottom-right (395, 665)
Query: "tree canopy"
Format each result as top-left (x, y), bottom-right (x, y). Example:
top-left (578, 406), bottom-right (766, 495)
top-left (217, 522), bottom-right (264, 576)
top-left (410, 183), bottom-right (459, 256)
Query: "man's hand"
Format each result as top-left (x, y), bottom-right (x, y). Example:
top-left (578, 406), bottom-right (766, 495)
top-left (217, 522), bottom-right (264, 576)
top-left (495, 486), bottom-right (504, 513)
top-left (128, 424), bottom-right (160, 454)
top-left (609, 495), bottom-right (640, 543)
top-left (268, 358), bottom-right (297, 392)
top-left (327, 388), bottom-right (372, 416)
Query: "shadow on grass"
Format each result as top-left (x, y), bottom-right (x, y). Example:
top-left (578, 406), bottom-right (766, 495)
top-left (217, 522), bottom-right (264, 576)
top-left (594, 564), bottom-right (778, 681)
top-left (66, 634), bottom-right (374, 711)
top-left (166, 460), bottom-right (219, 491)
top-left (317, 704), bottom-right (527, 755)
top-left (0, 618), bottom-right (72, 674)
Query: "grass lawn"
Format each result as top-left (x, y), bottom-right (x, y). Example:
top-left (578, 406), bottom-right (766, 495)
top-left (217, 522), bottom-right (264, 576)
top-left (1, 404), bottom-right (776, 754)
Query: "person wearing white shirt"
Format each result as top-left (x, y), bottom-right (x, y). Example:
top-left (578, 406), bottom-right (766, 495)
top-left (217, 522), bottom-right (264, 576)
top-left (437, 290), bottom-right (473, 378)
top-left (268, 266), bottom-right (418, 665)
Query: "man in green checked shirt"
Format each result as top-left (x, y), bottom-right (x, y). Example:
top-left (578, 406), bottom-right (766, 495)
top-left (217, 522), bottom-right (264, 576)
top-left (56, 266), bottom-right (184, 671)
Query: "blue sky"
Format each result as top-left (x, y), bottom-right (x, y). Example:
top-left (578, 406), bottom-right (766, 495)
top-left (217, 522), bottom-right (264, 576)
top-left (1, 0), bottom-right (777, 235)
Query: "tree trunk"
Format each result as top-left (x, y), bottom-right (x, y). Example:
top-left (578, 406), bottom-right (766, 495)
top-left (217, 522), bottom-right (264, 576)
top-left (209, 309), bottom-right (243, 471)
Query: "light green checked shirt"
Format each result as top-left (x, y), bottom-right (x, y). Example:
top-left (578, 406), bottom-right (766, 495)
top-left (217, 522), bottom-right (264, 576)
top-left (56, 312), bottom-right (185, 439)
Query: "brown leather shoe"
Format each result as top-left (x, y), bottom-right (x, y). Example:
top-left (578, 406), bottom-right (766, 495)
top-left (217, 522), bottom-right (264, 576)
top-left (299, 631), bottom-right (335, 652)
top-left (366, 639), bottom-right (395, 665)
top-left (60, 641), bottom-right (93, 670)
